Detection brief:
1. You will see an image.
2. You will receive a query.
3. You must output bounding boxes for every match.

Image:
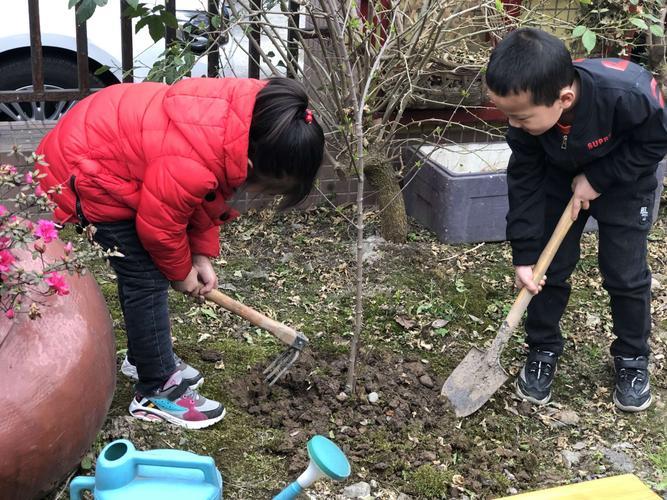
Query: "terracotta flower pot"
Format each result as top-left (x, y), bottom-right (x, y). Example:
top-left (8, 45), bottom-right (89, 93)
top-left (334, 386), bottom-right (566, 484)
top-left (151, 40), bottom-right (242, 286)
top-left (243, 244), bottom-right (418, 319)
top-left (0, 239), bottom-right (116, 499)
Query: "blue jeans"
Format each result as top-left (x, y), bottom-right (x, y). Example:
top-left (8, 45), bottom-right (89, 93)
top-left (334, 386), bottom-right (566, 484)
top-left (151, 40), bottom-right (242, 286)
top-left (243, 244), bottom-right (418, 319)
top-left (92, 220), bottom-right (176, 395)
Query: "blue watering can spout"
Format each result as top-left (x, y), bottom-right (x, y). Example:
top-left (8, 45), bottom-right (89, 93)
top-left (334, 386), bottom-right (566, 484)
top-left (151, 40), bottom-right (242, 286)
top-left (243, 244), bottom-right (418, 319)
top-left (94, 439), bottom-right (136, 491)
top-left (274, 435), bottom-right (351, 500)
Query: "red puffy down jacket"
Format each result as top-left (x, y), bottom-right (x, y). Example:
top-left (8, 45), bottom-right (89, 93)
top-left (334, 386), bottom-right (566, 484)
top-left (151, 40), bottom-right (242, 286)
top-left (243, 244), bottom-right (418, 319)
top-left (36, 78), bottom-right (267, 280)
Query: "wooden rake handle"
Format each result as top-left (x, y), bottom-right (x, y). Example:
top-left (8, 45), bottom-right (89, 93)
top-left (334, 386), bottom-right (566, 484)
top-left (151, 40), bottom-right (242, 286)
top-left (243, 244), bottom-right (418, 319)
top-left (204, 289), bottom-right (306, 348)
top-left (488, 196), bottom-right (576, 356)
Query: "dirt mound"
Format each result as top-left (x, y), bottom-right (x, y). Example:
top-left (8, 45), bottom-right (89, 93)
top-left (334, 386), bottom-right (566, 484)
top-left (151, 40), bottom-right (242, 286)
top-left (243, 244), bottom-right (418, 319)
top-left (229, 350), bottom-right (535, 496)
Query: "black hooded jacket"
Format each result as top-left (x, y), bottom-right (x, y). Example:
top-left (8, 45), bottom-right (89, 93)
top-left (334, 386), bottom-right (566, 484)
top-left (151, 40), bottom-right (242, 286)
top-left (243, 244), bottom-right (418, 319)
top-left (505, 58), bottom-right (667, 265)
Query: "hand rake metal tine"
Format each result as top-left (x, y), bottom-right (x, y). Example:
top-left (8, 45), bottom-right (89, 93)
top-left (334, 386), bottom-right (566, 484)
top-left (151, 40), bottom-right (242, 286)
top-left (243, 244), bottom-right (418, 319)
top-left (263, 348), bottom-right (301, 386)
top-left (204, 290), bottom-right (309, 386)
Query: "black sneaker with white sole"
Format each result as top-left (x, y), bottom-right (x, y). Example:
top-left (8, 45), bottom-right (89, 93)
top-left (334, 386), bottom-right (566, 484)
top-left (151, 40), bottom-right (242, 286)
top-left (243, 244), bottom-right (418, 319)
top-left (613, 356), bottom-right (652, 412)
top-left (515, 349), bottom-right (559, 405)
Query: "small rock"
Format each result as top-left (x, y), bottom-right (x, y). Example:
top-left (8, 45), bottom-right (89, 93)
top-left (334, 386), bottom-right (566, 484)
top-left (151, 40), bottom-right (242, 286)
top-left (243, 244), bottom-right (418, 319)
top-left (652, 277), bottom-right (662, 291)
top-left (572, 441), bottom-right (587, 451)
top-left (245, 270), bottom-right (268, 280)
top-left (600, 447), bottom-right (634, 473)
top-left (370, 479), bottom-right (378, 489)
top-left (554, 409), bottom-right (580, 426)
top-left (200, 350), bottom-right (223, 362)
top-left (404, 361), bottom-right (426, 377)
top-left (419, 374), bottom-right (434, 388)
top-left (280, 252), bottom-right (294, 263)
top-left (368, 392), bottom-right (379, 404)
top-left (518, 401), bottom-right (533, 416)
top-left (343, 481), bottom-right (371, 499)
top-left (561, 450), bottom-right (581, 468)
top-left (336, 392), bottom-right (349, 402)
top-left (507, 487), bottom-right (518, 495)
top-left (611, 442), bottom-right (633, 450)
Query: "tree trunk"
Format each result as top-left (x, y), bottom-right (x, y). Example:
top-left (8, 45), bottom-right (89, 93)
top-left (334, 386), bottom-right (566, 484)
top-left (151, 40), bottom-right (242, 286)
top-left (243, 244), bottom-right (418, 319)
top-left (367, 162), bottom-right (408, 243)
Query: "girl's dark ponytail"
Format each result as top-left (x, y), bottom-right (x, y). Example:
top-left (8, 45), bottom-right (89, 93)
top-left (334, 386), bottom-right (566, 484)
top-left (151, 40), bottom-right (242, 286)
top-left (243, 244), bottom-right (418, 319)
top-left (248, 78), bottom-right (325, 207)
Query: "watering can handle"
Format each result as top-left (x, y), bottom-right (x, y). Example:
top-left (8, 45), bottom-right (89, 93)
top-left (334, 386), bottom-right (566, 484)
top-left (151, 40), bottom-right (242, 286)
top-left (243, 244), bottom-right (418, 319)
top-left (134, 455), bottom-right (219, 487)
top-left (488, 196), bottom-right (576, 357)
top-left (69, 476), bottom-right (96, 500)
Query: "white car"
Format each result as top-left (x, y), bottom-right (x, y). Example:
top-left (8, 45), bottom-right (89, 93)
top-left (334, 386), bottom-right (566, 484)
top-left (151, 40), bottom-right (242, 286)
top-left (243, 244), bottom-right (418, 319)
top-left (0, 0), bottom-right (287, 120)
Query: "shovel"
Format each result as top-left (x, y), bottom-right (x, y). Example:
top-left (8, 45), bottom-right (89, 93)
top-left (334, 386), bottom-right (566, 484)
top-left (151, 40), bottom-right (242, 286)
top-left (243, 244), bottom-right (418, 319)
top-left (441, 196), bottom-right (576, 417)
top-left (204, 289), bottom-right (308, 386)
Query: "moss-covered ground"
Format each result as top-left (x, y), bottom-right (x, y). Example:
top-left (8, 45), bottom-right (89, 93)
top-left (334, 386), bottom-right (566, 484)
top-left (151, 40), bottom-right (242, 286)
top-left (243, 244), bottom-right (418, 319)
top-left (47, 195), bottom-right (667, 499)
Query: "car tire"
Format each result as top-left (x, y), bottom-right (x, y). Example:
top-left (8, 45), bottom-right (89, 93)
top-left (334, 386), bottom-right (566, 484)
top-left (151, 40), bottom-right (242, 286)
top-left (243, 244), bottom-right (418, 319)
top-left (0, 54), bottom-right (110, 121)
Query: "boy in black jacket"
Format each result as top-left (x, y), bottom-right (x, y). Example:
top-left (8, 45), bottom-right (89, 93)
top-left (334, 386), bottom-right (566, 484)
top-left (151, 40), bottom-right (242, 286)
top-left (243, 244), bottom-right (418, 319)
top-left (485, 28), bottom-right (667, 412)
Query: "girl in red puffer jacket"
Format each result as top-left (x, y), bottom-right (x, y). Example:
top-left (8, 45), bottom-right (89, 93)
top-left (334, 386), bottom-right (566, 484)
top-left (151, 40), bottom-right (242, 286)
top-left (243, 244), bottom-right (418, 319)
top-left (37, 77), bottom-right (324, 429)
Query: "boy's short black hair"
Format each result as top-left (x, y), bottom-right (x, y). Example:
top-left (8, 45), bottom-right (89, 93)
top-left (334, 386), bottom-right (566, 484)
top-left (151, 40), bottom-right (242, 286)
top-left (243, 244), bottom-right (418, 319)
top-left (486, 28), bottom-right (575, 106)
top-left (248, 77), bottom-right (324, 208)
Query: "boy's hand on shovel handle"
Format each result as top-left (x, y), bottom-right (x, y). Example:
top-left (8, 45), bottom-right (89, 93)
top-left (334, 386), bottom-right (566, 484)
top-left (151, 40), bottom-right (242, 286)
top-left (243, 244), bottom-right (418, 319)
top-left (571, 174), bottom-right (600, 221)
top-left (515, 265), bottom-right (546, 295)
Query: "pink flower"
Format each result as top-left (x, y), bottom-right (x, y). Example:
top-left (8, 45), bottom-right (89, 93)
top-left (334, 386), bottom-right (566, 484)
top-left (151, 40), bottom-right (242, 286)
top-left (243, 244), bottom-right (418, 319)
top-left (34, 219), bottom-right (58, 243)
top-left (0, 164), bottom-right (17, 175)
top-left (35, 185), bottom-right (45, 197)
top-left (24, 172), bottom-right (33, 184)
top-left (24, 220), bottom-right (34, 231)
top-left (44, 272), bottom-right (69, 296)
top-left (0, 236), bottom-right (10, 249)
top-left (0, 249), bottom-right (15, 273)
top-left (0, 205), bottom-right (7, 217)
top-left (5, 309), bottom-right (14, 319)
top-left (33, 241), bottom-right (45, 254)
top-left (64, 242), bottom-right (73, 255)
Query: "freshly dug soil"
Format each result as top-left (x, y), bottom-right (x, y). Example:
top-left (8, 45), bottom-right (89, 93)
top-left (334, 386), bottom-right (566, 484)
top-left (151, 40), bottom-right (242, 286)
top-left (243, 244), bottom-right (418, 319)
top-left (229, 349), bottom-right (539, 497)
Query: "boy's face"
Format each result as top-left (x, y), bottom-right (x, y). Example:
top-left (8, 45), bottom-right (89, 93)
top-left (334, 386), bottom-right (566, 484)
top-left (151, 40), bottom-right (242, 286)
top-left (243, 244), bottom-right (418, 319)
top-left (488, 87), bottom-right (575, 136)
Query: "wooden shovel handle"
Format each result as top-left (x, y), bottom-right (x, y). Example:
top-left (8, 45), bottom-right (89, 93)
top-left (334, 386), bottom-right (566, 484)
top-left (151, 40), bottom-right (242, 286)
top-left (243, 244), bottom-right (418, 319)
top-left (204, 289), bottom-right (301, 347)
top-left (489, 196), bottom-right (576, 356)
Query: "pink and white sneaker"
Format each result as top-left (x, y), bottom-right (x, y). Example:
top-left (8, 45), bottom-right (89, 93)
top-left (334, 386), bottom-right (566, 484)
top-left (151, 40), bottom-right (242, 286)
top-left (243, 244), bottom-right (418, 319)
top-left (129, 371), bottom-right (225, 429)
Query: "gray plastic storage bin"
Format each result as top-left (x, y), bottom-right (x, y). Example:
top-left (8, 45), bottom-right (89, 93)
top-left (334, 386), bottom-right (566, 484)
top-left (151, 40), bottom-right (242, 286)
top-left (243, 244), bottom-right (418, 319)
top-left (402, 144), bottom-right (665, 244)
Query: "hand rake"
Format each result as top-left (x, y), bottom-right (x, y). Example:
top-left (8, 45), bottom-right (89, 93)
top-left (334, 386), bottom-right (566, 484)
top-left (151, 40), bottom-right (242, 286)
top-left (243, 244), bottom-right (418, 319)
top-left (205, 289), bottom-right (308, 385)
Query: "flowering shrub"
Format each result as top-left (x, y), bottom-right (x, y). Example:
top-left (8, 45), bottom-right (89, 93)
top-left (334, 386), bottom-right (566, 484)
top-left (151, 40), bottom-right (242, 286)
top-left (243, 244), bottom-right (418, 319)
top-left (0, 158), bottom-right (103, 320)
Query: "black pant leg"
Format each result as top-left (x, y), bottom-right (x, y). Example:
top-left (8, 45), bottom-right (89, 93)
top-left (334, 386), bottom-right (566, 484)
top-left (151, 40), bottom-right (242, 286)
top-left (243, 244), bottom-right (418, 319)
top-left (524, 175), bottom-right (589, 355)
top-left (93, 220), bottom-right (176, 394)
top-left (591, 188), bottom-right (654, 357)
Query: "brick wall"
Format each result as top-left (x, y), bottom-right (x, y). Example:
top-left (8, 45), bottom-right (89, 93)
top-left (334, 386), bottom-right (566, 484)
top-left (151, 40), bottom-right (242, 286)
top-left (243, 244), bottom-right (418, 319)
top-left (0, 120), bottom-right (364, 212)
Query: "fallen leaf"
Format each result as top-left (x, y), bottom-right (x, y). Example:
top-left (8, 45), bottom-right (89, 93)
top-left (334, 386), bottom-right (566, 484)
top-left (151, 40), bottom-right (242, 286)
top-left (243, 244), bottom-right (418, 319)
top-left (468, 314), bottom-right (483, 324)
top-left (395, 315), bottom-right (416, 330)
top-left (432, 319), bottom-right (449, 328)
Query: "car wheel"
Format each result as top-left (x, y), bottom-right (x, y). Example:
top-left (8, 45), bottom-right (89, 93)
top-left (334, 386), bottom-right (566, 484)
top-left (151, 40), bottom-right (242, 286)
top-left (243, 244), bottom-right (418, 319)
top-left (0, 54), bottom-right (109, 121)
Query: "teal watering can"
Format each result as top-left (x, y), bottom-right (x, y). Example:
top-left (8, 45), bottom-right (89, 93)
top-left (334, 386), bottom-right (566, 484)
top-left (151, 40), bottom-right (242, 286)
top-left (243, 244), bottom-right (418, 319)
top-left (69, 439), bottom-right (222, 500)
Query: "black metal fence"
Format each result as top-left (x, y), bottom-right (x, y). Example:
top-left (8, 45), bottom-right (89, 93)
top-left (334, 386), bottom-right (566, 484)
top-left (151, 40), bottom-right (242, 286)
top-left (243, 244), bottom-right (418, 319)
top-left (0, 0), bottom-right (290, 106)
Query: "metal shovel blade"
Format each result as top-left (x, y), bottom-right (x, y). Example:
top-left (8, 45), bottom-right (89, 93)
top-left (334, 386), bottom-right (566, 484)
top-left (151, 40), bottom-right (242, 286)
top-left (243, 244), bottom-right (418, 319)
top-left (441, 346), bottom-right (509, 418)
